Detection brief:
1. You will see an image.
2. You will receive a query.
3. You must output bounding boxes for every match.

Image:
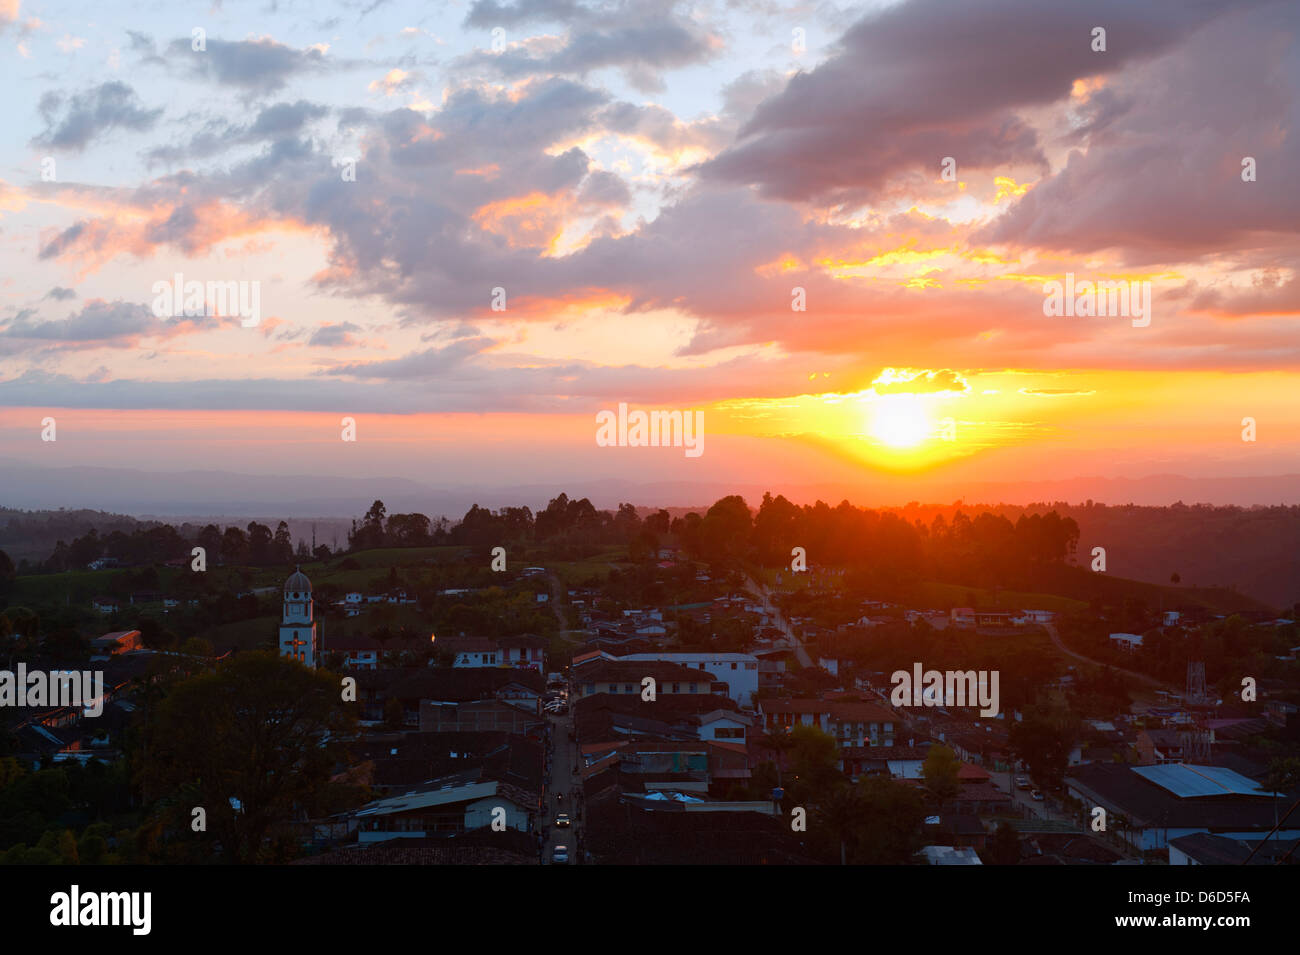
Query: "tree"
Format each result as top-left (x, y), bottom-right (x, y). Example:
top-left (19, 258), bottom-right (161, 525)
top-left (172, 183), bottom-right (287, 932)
top-left (197, 524), bottom-right (223, 563)
top-left (1009, 712), bottom-right (1075, 791)
top-left (986, 822), bottom-right (1021, 865)
top-left (921, 744), bottom-right (961, 814)
top-left (272, 522), bottom-right (294, 564)
top-left (847, 776), bottom-right (927, 864)
top-left (644, 509), bottom-right (671, 536)
top-left (758, 729), bottom-right (795, 787)
top-left (0, 549), bottom-right (16, 594)
top-left (387, 513), bottom-right (432, 547)
top-left (137, 652), bottom-right (358, 863)
top-left (221, 526), bottom-right (248, 565)
top-left (814, 784), bottom-right (870, 865)
top-left (246, 522), bottom-right (273, 565)
top-left (786, 724), bottom-right (843, 803)
top-left (699, 495), bottom-right (751, 561)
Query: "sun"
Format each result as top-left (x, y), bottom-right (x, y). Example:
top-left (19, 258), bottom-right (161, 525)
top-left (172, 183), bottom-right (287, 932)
top-left (869, 395), bottom-right (932, 448)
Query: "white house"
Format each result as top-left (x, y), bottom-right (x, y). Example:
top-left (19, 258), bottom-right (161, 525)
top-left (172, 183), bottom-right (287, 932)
top-left (616, 652), bottom-right (759, 707)
top-left (1109, 632), bottom-right (1143, 651)
top-left (440, 637), bottom-right (500, 668)
top-left (693, 709), bottom-right (752, 742)
top-left (1011, 609), bottom-right (1056, 625)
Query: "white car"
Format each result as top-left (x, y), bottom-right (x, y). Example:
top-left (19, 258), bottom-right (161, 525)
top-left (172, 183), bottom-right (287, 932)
top-left (552, 845), bottom-right (569, 864)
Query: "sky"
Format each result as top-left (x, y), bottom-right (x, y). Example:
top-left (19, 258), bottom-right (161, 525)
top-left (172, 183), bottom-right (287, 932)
top-left (1, 0), bottom-right (1298, 504)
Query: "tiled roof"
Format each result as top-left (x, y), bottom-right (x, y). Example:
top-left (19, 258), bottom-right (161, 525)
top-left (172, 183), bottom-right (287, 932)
top-left (761, 698), bottom-right (896, 722)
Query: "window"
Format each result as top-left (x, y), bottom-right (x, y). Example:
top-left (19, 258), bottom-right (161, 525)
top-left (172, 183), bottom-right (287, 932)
top-left (731, 662), bottom-right (737, 670)
top-left (688, 683), bottom-right (697, 693)
top-left (624, 684), bottom-right (634, 693)
top-left (672, 684), bottom-right (680, 693)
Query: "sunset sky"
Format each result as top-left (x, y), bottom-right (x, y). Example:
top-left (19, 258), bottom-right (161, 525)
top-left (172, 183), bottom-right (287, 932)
top-left (1, 0), bottom-right (1298, 503)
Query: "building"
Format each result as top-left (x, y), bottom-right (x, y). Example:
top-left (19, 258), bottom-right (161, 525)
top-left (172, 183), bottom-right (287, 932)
top-left (327, 632), bottom-right (428, 670)
top-left (89, 630), bottom-right (142, 659)
top-left (575, 660), bottom-right (726, 700)
top-left (353, 775), bottom-right (536, 843)
top-left (1018, 609), bottom-right (1056, 624)
top-left (278, 567), bottom-right (318, 668)
top-left (1109, 632), bottom-right (1143, 651)
top-left (1168, 832), bottom-right (1298, 865)
top-left (758, 699), bottom-right (897, 748)
top-left (418, 698), bottom-right (542, 735)
top-left (919, 845), bottom-right (982, 865)
top-left (439, 636), bottom-right (500, 668)
top-left (1066, 762), bottom-right (1298, 851)
top-left (497, 634), bottom-right (547, 670)
top-left (602, 652), bottom-right (759, 707)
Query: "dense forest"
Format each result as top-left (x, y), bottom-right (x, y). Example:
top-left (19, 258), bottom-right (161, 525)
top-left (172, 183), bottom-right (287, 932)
top-left (4, 493), bottom-right (1296, 612)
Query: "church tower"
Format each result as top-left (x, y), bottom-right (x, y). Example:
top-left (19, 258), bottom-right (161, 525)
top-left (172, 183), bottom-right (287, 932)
top-left (278, 566), bottom-right (318, 667)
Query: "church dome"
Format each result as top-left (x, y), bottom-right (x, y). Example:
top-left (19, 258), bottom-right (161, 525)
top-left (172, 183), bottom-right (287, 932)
top-left (285, 567), bottom-right (312, 593)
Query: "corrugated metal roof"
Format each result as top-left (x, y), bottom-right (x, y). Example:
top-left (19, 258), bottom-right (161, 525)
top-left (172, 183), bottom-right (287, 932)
top-left (1133, 763), bottom-right (1277, 798)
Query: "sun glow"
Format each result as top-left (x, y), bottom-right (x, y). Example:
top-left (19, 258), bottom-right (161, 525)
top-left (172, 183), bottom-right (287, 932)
top-left (869, 395), bottom-right (932, 448)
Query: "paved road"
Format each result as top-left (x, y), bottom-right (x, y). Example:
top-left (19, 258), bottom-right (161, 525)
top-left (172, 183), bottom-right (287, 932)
top-left (745, 576), bottom-right (812, 668)
top-left (1042, 622), bottom-right (1173, 691)
top-left (542, 704), bottom-right (582, 864)
top-left (544, 572), bottom-right (569, 629)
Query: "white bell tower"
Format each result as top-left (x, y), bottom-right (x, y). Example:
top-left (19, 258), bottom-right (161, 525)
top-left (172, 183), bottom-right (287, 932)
top-left (278, 566), bottom-right (318, 667)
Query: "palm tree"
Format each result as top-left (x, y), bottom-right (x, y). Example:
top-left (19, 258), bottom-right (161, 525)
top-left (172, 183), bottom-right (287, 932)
top-left (816, 785), bottom-right (867, 865)
top-left (759, 728), bottom-right (794, 787)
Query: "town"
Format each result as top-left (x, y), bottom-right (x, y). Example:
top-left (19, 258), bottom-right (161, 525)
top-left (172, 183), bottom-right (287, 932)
top-left (2, 493), bottom-right (1297, 867)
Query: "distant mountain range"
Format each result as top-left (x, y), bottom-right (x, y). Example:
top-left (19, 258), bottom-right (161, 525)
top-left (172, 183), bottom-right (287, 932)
top-left (2, 458), bottom-right (1298, 516)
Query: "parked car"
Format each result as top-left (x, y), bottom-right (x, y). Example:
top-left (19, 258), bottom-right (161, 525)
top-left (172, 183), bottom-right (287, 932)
top-left (1030, 789), bottom-right (1045, 801)
top-left (554, 813), bottom-right (571, 828)
top-left (552, 844), bottom-right (569, 864)
top-left (1015, 776), bottom-right (1030, 790)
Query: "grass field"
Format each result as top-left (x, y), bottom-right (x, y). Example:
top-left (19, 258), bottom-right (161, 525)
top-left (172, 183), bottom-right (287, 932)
top-left (549, 550), bottom-right (629, 585)
top-left (907, 581), bottom-right (1088, 614)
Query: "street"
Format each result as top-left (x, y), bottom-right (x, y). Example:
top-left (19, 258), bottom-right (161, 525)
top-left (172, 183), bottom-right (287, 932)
top-left (745, 575), bottom-right (812, 667)
top-left (542, 701), bottom-right (583, 864)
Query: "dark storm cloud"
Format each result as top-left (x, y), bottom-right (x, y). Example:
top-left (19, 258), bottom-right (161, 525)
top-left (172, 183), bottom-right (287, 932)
top-left (979, 0), bottom-right (1300, 262)
top-left (697, 0), bottom-right (1248, 204)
